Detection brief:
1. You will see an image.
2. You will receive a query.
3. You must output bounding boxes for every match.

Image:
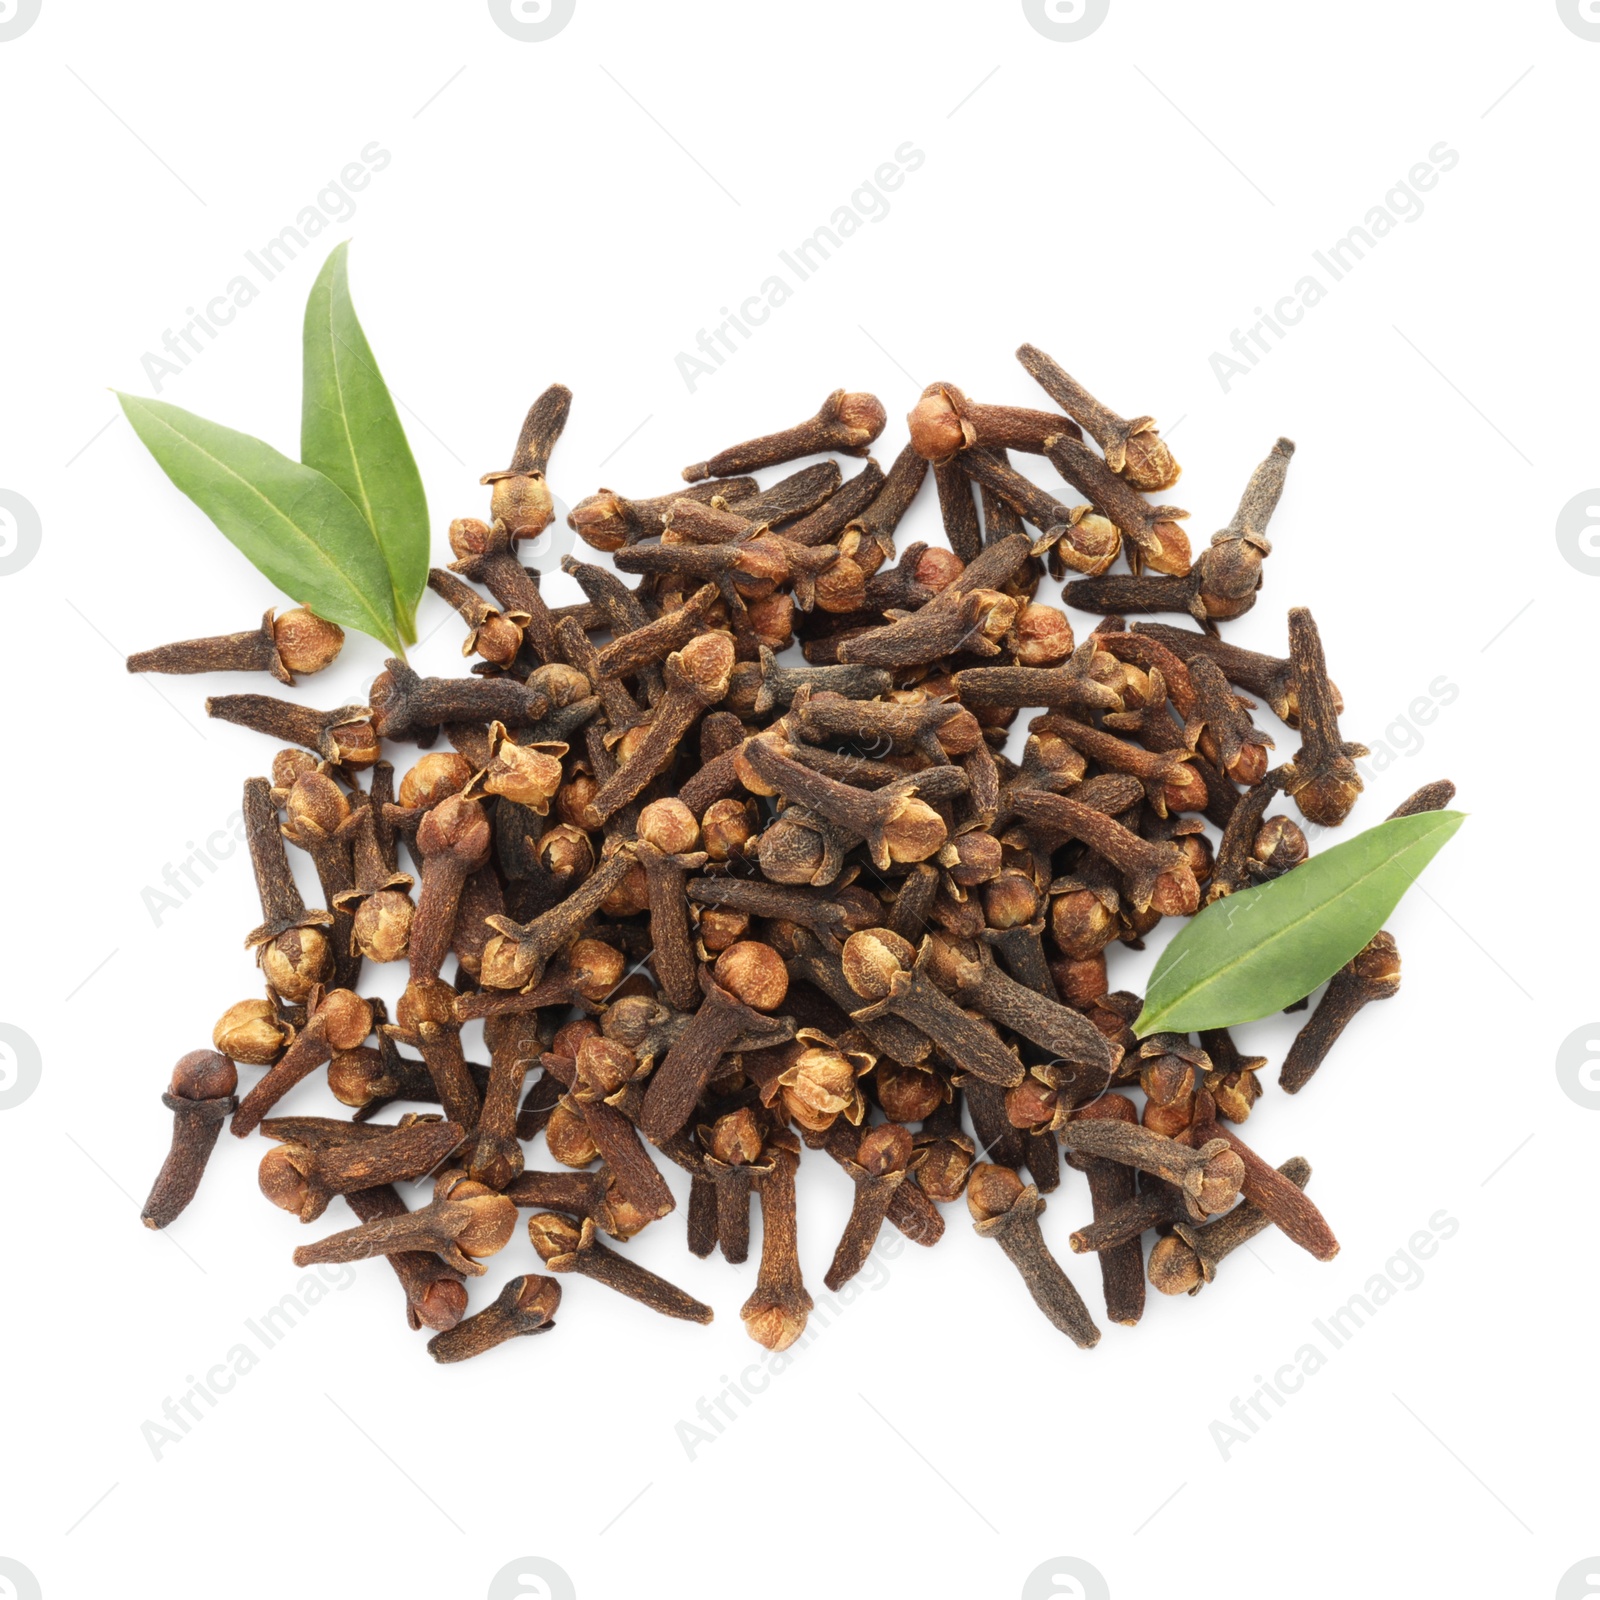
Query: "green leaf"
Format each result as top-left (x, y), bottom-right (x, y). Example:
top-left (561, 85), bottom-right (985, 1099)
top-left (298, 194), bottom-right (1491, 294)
top-left (1134, 810), bottom-right (1465, 1036)
top-left (301, 241), bottom-right (429, 643)
top-left (116, 392), bottom-right (407, 656)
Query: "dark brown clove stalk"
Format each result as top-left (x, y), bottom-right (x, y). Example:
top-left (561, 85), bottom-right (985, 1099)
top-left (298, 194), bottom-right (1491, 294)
top-left (1194, 435), bottom-right (1295, 613)
top-left (504, 1168), bottom-right (607, 1218)
top-left (479, 849), bottom-right (636, 992)
top-left (1011, 791), bottom-right (1198, 916)
top-left (634, 800), bottom-right (708, 1012)
top-left (683, 389), bottom-right (887, 480)
top-left (280, 769), bottom-right (360, 992)
top-left (1016, 344), bottom-right (1181, 491)
top-left (957, 448), bottom-right (1121, 575)
top-left (1041, 434), bottom-right (1192, 576)
top-left (592, 585), bottom-right (720, 681)
top-left (814, 589), bottom-right (978, 667)
top-left (334, 796), bottom-right (415, 965)
top-left (778, 743), bottom-right (969, 805)
top-left (581, 632), bottom-right (736, 825)
top-left (842, 930), bottom-right (1023, 1087)
top-left (480, 383), bottom-right (571, 536)
top-left (128, 608), bottom-right (343, 684)
top-left (343, 1184), bottom-right (468, 1331)
top-left (208, 694), bottom-right (377, 767)
top-left (1062, 437), bottom-right (1295, 621)
top-left (568, 476), bottom-right (757, 552)
top-left (516, 1068), bottom-right (565, 1146)
top-left (743, 736), bottom-right (947, 880)
top-left (1149, 1158), bottom-right (1313, 1295)
top-left (1031, 712), bottom-right (1207, 817)
top-left (1069, 1182), bottom-right (1187, 1256)
top-left (1203, 768), bottom-right (1286, 905)
top-left (979, 465), bottom-right (1028, 553)
top-left (660, 494), bottom-right (768, 545)
top-left (528, 1213), bottom-right (713, 1323)
top-left (751, 649), bottom-right (893, 715)
top-left (908, 380), bottom-right (1080, 464)
top-left (944, 944), bottom-right (1121, 1077)
top-left (258, 1117), bottom-right (465, 1223)
top-left (700, 1107), bottom-right (768, 1265)
top-left (687, 875), bottom-right (871, 950)
top-left (1131, 621), bottom-right (1343, 729)
top-left (447, 517), bottom-right (559, 662)
top-left (931, 455), bottom-right (983, 564)
top-left (232, 989), bottom-right (373, 1137)
top-left (368, 658), bottom-right (552, 744)
top-left (967, 1164), bottom-right (1100, 1348)
top-left (239, 776), bottom-right (334, 1001)
top-left (408, 1012), bottom-right (484, 1140)
top-left (427, 568), bottom-right (528, 668)
top-left (824, 1123), bottom-right (913, 1291)
top-left (1063, 1094), bottom-right (1145, 1325)
top-left (788, 683), bottom-right (971, 766)
top-left (565, 1038), bottom-right (676, 1220)
top-left (559, 555), bottom-right (652, 656)
top-left (1184, 656), bottom-right (1274, 786)
top-left (1210, 1126), bottom-right (1340, 1261)
top-left (640, 943), bottom-right (792, 1141)
top-left (465, 1014), bottom-right (543, 1189)
top-left (780, 458), bottom-right (886, 547)
top-left (687, 1174), bottom-right (718, 1259)
top-left (293, 1169), bottom-right (517, 1276)
top-left (1279, 608), bottom-right (1368, 827)
top-left (408, 795), bottom-right (491, 983)
top-left (1057, 1118), bottom-right (1244, 1221)
top-left (1280, 932), bottom-right (1401, 1093)
top-left (842, 441), bottom-right (928, 563)
top-left (719, 463), bottom-right (844, 529)
top-left (561, 596), bottom-right (649, 708)
top-left (427, 1273), bottom-right (561, 1363)
top-left (141, 1051), bottom-right (239, 1229)
top-left (741, 1133), bottom-right (812, 1350)
top-left (954, 642), bottom-right (1125, 717)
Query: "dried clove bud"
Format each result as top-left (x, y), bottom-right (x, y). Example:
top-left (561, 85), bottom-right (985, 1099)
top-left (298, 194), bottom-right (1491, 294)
top-left (128, 608), bottom-right (343, 683)
top-left (427, 1273), bottom-right (561, 1363)
top-left (1280, 932), bottom-right (1401, 1094)
top-left (141, 1051), bottom-right (239, 1229)
top-left (967, 1164), bottom-right (1100, 1348)
top-left (684, 390), bottom-right (886, 481)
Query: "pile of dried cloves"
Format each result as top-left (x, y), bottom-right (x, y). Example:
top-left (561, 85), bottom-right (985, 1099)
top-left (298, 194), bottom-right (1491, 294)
top-left (138, 350), bottom-right (1453, 1360)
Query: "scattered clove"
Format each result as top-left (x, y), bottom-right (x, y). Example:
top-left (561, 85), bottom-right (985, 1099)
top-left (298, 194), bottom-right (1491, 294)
top-left (128, 607), bottom-right (343, 684)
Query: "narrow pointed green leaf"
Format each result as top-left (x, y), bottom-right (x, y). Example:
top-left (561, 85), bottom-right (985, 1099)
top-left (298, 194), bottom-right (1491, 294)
top-left (1133, 810), bottom-right (1465, 1037)
top-left (116, 392), bottom-right (406, 656)
top-left (301, 241), bottom-right (429, 643)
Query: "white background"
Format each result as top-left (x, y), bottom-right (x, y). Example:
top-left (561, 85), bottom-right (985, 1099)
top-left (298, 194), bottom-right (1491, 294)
top-left (1, 3), bottom-right (1594, 1597)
